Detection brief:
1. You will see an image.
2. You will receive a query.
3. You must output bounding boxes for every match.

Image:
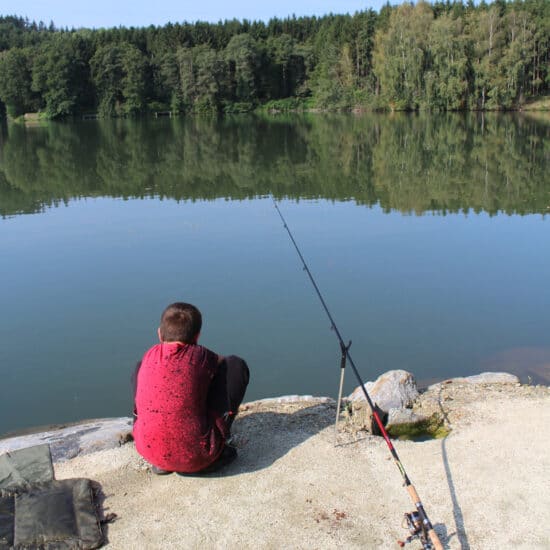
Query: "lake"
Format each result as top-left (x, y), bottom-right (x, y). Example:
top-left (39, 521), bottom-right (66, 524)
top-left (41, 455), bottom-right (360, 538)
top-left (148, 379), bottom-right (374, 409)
top-left (0, 112), bottom-right (549, 437)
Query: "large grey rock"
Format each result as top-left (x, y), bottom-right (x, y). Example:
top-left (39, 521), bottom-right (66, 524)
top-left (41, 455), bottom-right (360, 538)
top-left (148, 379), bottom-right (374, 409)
top-left (385, 408), bottom-right (447, 439)
top-left (428, 371), bottom-right (520, 391)
top-left (386, 408), bottom-right (426, 428)
top-left (0, 417), bottom-right (133, 463)
top-left (349, 370), bottom-right (419, 411)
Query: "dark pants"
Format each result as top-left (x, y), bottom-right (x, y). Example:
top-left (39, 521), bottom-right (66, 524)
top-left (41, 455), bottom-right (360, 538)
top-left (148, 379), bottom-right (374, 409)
top-left (207, 355), bottom-right (250, 431)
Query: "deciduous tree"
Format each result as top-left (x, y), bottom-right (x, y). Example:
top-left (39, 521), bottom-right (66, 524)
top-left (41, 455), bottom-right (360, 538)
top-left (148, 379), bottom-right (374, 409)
top-left (0, 47), bottom-right (36, 116)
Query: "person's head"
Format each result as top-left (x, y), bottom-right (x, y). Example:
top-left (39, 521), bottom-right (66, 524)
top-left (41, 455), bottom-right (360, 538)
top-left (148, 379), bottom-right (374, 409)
top-left (158, 302), bottom-right (202, 344)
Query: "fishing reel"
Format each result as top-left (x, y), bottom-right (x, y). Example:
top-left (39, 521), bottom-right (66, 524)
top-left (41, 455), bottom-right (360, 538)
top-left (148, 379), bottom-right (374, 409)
top-left (397, 511), bottom-right (434, 549)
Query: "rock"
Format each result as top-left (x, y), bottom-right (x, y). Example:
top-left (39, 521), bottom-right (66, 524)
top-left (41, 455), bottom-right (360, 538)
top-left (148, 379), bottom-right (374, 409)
top-left (343, 400), bottom-right (387, 436)
top-left (428, 371), bottom-right (520, 391)
top-left (385, 409), bottom-right (449, 440)
top-left (386, 408), bottom-right (426, 428)
top-left (0, 418), bottom-right (133, 463)
top-left (349, 370), bottom-right (419, 411)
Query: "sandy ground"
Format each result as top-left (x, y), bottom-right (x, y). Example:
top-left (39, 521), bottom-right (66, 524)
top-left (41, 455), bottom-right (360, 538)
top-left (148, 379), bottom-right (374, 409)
top-left (55, 387), bottom-right (550, 550)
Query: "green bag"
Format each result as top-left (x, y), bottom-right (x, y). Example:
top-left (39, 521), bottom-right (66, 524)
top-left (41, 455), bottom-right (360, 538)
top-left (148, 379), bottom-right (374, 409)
top-left (0, 446), bottom-right (104, 549)
top-left (0, 445), bottom-right (54, 490)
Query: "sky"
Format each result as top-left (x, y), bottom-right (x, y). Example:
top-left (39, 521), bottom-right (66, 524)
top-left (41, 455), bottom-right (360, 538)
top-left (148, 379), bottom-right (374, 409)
top-left (1, 1), bottom-right (392, 29)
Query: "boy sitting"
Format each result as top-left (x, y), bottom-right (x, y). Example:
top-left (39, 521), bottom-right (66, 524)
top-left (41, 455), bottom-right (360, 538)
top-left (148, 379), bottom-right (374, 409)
top-left (133, 302), bottom-right (250, 475)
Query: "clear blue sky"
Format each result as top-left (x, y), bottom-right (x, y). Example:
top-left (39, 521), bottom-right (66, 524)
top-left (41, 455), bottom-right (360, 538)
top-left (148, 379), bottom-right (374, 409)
top-left (1, 1), bottom-right (392, 29)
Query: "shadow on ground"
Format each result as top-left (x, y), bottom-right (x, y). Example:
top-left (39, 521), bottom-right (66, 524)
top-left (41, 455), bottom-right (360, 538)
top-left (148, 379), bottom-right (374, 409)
top-left (436, 387), bottom-right (469, 550)
top-left (198, 402), bottom-right (335, 477)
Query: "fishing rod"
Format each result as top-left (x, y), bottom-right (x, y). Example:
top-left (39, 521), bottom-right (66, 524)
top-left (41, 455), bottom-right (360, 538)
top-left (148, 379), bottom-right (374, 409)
top-left (273, 200), bottom-right (443, 550)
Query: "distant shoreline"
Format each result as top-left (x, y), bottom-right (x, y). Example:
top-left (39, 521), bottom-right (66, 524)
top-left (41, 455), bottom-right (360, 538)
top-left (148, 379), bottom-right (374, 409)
top-left (7, 98), bottom-right (550, 125)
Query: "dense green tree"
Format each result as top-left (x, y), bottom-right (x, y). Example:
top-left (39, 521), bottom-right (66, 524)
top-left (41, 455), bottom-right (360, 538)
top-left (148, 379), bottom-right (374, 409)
top-left (529, 0), bottom-right (550, 96)
top-left (0, 16), bottom-right (53, 51)
top-left (425, 14), bottom-right (469, 110)
top-left (312, 43), bottom-right (357, 108)
top-left (90, 43), bottom-right (148, 116)
top-left (175, 47), bottom-right (196, 111)
top-left (90, 44), bottom-right (125, 116)
top-left (267, 34), bottom-right (295, 97)
top-left (351, 10), bottom-right (378, 93)
top-left (499, 9), bottom-right (536, 105)
top-left (468, 6), bottom-right (506, 108)
top-left (120, 45), bottom-right (148, 115)
top-left (0, 47), bottom-right (37, 116)
top-left (224, 33), bottom-right (260, 104)
top-left (194, 46), bottom-right (226, 111)
top-left (172, 45), bottom-right (227, 113)
top-left (262, 34), bottom-right (309, 100)
top-left (158, 51), bottom-right (183, 111)
top-left (31, 34), bottom-right (93, 118)
top-left (372, 2), bottom-right (434, 110)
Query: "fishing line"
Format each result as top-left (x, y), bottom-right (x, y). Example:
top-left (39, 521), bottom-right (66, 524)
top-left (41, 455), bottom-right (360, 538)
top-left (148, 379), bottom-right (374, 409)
top-left (273, 199), bottom-right (443, 550)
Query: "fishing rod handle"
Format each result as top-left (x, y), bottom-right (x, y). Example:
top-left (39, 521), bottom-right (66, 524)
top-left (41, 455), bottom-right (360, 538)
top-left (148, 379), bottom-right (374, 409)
top-left (428, 528), bottom-right (443, 550)
top-left (406, 485), bottom-right (443, 550)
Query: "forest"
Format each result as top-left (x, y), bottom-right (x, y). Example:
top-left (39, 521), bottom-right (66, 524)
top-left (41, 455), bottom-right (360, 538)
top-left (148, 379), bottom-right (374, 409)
top-left (0, 0), bottom-right (548, 118)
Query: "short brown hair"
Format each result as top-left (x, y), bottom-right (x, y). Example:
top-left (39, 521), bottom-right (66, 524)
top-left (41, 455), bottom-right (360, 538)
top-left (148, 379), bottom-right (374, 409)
top-left (159, 303), bottom-right (202, 343)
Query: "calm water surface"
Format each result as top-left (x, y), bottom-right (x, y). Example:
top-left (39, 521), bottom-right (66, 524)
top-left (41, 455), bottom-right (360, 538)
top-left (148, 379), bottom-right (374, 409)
top-left (0, 113), bottom-right (549, 436)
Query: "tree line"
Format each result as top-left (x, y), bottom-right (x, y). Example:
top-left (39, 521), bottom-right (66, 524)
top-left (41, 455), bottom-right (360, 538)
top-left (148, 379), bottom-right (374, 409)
top-left (0, 0), bottom-right (548, 118)
top-left (1, 113), bottom-right (548, 216)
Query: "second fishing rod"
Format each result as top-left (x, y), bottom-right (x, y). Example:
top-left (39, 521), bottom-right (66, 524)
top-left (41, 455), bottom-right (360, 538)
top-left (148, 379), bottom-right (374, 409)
top-left (273, 200), bottom-right (443, 550)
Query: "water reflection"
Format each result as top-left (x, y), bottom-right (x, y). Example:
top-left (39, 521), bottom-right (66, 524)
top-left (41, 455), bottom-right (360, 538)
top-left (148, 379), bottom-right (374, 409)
top-left (0, 113), bottom-right (548, 218)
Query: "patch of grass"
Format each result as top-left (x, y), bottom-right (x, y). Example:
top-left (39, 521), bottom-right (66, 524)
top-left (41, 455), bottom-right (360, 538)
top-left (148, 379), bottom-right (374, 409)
top-left (521, 95), bottom-right (550, 111)
top-left (259, 97), bottom-right (311, 112)
top-left (223, 101), bottom-right (255, 114)
top-left (10, 112), bottom-right (49, 125)
top-left (146, 101), bottom-right (171, 112)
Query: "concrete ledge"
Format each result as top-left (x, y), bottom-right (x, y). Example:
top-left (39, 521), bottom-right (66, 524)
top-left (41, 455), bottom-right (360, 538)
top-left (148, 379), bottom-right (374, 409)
top-left (0, 418), bottom-right (133, 463)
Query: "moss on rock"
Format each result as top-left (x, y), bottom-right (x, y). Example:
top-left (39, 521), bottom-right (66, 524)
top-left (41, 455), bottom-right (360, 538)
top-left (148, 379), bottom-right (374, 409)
top-left (386, 413), bottom-right (450, 441)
